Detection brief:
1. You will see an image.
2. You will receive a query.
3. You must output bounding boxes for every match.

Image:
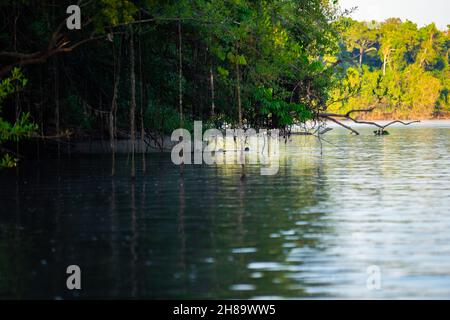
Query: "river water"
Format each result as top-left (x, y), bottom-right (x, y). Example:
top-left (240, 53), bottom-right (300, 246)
top-left (1, 121), bottom-right (449, 299)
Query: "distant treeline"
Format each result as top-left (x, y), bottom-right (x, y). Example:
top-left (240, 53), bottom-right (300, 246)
top-left (330, 18), bottom-right (450, 120)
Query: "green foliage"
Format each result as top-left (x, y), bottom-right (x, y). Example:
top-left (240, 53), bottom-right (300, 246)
top-left (0, 113), bottom-right (37, 142)
top-left (0, 0), bottom-right (358, 163)
top-left (3, 0), bottom-right (448, 159)
top-left (144, 102), bottom-right (192, 136)
top-left (0, 68), bottom-right (28, 105)
top-left (0, 68), bottom-right (37, 168)
top-left (329, 18), bottom-right (450, 119)
top-left (0, 153), bottom-right (16, 168)
top-left (95, 0), bottom-right (138, 31)
top-left (65, 94), bottom-right (95, 131)
top-left (253, 87), bottom-right (312, 127)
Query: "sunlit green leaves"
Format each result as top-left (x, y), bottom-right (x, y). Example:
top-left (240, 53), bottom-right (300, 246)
top-left (217, 66), bottom-right (229, 77)
top-left (329, 17), bottom-right (449, 118)
top-left (253, 87), bottom-right (312, 126)
top-left (0, 113), bottom-right (37, 142)
top-left (0, 68), bottom-right (28, 105)
top-left (0, 154), bottom-right (16, 168)
top-left (227, 52), bottom-right (246, 65)
top-left (0, 68), bottom-right (37, 168)
top-left (95, 0), bottom-right (138, 31)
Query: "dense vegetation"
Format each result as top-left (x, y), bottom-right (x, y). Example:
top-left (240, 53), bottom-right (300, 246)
top-left (330, 18), bottom-right (450, 119)
top-left (0, 0), bottom-right (448, 168)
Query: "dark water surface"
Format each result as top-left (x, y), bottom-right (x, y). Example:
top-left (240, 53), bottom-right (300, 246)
top-left (1, 121), bottom-right (450, 299)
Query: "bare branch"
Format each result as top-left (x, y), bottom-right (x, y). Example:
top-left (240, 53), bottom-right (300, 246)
top-left (320, 106), bottom-right (376, 118)
top-left (322, 116), bottom-right (360, 135)
top-left (345, 107), bottom-right (376, 117)
top-left (0, 16), bottom-right (97, 79)
top-left (380, 120), bottom-right (421, 129)
top-left (344, 118), bottom-right (420, 130)
top-left (318, 107), bottom-right (420, 134)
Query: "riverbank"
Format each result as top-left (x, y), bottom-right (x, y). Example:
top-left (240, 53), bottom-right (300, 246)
top-left (59, 120), bottom-right (450, 154)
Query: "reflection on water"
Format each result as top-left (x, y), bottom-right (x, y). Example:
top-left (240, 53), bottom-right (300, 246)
top-left (0, 121), bottom-right (450, 299)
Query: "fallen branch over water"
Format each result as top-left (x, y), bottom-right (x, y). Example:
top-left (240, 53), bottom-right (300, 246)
top-left (318, 107), bottom-right (420, 135)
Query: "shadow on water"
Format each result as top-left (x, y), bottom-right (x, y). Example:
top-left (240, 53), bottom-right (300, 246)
top-left (0, 149), bottom-right (332, 299)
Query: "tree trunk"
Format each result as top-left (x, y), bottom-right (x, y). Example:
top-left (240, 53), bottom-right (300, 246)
top-left (383, 53), bottom-right (387, 76)
top-left (178, 20), bottom-right (183, 126)
top-left (129, 27), bottom-right (136, 179)
top-left (210, 63), bottom-right (215, 116)
top-left (54, 58), bottom-right (60, 158)
top-left (138, 24), bottom-right (146, 174)
top-left (110, 36), bottom-right (122, 177)
top-left (178, 19), bottom-right (184, 176)
top-left (235, 45), bottom-right (245, 179)
top-left (359, 47), bottom-right (364, 67)
top-left (235, 59), bottom-right (242, 128)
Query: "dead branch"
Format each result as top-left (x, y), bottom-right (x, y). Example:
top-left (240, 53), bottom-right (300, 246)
top-left (323, 116), bottom-right (360, 135)
top-left (318, 107), bottom-right (420, 134)
top-left (31, 130), bottom-right (73, 140)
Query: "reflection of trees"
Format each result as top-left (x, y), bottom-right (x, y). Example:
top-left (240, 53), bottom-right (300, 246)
top-left (0, 225), bottom-right (34, 298)
top-left (198, 147), bottom-right (333, 299)
top-left (0, 148), bottom-right (333, 299)
top-left (130, 181), bottom-right (137, 297)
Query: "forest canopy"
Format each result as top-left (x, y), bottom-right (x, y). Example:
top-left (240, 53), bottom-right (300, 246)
top-left (329, 17), bottom-right (450, 119)
top-left (0, 0), bottom-right (449, 167)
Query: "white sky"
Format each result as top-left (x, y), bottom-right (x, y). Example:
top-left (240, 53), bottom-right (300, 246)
top-left (339, 0), bottom-right (449, 30)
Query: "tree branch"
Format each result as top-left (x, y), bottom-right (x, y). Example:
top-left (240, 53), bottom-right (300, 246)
top-left (0, 32), bottom-right (111, 79)
top-left (0, 16), bottom-right (98, 79)
top-left (321, 116), bottom-right (360, 135)
top-left (318, 107), bottom-right (420, 134)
